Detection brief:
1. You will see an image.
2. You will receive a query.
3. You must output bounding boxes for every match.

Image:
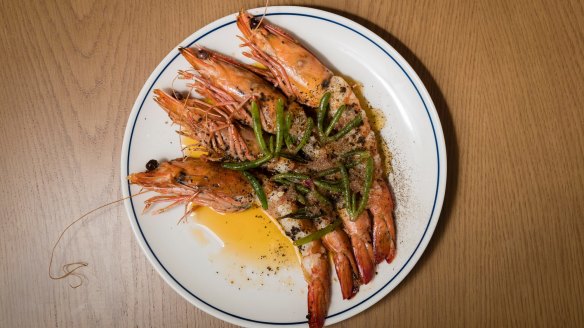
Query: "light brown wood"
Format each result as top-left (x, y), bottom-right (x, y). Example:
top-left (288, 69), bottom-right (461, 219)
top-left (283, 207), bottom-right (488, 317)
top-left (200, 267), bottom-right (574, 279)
top-left (1, 0), bottom-right (583, 326)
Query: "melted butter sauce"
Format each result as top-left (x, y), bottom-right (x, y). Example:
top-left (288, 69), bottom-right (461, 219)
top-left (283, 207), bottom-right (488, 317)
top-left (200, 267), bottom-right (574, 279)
top-left (369, 107), bottom-right (387, 131)
top-left (181, 136), bottom-right (208, 158)
top-left (181, 135), bottom-right (298, 270)
top-left (191, 206), bottom-right (297, 268)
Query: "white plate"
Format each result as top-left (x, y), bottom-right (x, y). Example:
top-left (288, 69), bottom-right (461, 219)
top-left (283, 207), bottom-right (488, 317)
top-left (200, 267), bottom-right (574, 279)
top-left (121, 6), bottom-right (446, 327)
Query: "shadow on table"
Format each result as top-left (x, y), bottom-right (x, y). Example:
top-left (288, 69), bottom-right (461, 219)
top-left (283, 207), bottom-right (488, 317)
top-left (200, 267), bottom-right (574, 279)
top-left (311, 5), bottom-right (459, 295)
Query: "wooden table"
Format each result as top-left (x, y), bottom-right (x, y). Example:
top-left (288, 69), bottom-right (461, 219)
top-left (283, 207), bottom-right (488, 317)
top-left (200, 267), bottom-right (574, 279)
top-left (1, 0), bottom-right (583, 326)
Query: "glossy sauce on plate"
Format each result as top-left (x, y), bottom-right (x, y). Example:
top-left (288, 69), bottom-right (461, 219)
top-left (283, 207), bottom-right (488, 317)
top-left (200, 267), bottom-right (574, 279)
top-left (182, 136), bottom-right (298, 268)
top-left (191, 206), bottom-right (297, 268)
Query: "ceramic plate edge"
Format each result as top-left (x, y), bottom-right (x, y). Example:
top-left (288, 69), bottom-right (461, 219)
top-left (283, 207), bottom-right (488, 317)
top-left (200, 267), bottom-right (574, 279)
top-left (120, 5), bottom-right (447, 327)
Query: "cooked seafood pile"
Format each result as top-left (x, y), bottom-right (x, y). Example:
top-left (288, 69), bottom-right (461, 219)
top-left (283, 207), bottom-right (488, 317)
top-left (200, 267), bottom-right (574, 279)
top-left (128, 11), bottom-right (396, 328)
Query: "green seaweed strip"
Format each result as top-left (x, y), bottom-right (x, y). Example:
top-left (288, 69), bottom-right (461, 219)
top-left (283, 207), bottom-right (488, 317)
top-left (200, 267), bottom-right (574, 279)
top-left (324, 104), bottom-right (346, 137)
top-left (297, 192), bottom-right (307, 205)
top-left (341, 149), bottom-right (368, 159)
top-left (222, 154), bottom-right (273, 170)
top-left (327, 115), bottom-right (363, 142)
top-left (272, 172), bottom-right (310, 182)
top-left (251, 101), bottom-right (270, 154)
top-left (314, 167), bottom-right (340, 178)
top-left (314, 179), bottom-right (343, 193)
top-left (274, 99), bottom-right (284, 156)
top-left (353, 156), bottom-right (374, 218)
top-left (268, 135), bottom-right (275, 154)
top-left (311, 187), bottom-right (332, 206)
top-left (317, 92), bottom-right (331, 136)
top-left (291, 118), bottom-right (314, 154)
top-left (242, 171), bottom-right (268, 209)
top-left (284, 111), bottom-right (294, 149)
top-left (295, 185), bottom-right (310, 194)
top-left (277, 207), bottom-right (306, 220)
top-left (293, 220), bottom-right (341, 246)
top-left (339, 164), bottom-right (353, 217)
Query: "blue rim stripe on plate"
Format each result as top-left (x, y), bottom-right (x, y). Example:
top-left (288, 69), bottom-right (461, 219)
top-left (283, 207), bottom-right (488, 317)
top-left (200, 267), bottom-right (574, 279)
top-left (126, 12), bottom-right (441, 325)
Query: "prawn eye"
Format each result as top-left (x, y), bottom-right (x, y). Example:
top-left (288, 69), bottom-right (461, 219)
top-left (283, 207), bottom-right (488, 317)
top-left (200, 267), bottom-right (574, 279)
top-left (250, 17), bottom-right (260, 29)
top-left (146, 159), bottom-right (159, 171)
top-left (196, 49), bottom-right (209, 60)
top-left (176, 171), bottom-right (187, 184)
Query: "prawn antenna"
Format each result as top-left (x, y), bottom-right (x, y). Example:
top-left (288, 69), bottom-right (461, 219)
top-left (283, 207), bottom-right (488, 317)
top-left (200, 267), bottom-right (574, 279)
top-left (48, 190), bottom-right (148, 288)
top-left (254, 0), bottom-right (270, 33)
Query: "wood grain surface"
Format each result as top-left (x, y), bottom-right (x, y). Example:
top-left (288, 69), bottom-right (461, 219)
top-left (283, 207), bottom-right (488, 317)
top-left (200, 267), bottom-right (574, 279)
top-left (1, 0), bottom-right (583, 327)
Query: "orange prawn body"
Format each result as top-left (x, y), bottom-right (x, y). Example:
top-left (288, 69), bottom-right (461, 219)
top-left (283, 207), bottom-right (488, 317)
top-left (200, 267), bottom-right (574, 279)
top-left (236, 11), bottom-right (397, 268)
top-left (128, 158), bottom-right (253, 214)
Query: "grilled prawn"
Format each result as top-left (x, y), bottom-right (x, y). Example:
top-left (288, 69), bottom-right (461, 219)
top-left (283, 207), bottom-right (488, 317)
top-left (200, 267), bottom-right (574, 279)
top-left (153, 89), bottom-right (259, 161)
top-left (175, 47), bottom-right (361, 298)
top-left (261, 178), bottom-right (331, 328)
top-left (128, 158), bottom-right (331, 327)
top-left (128, 158), bottom-right (253, 214)
top-left (237, 11), bottom-right (397, 265)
